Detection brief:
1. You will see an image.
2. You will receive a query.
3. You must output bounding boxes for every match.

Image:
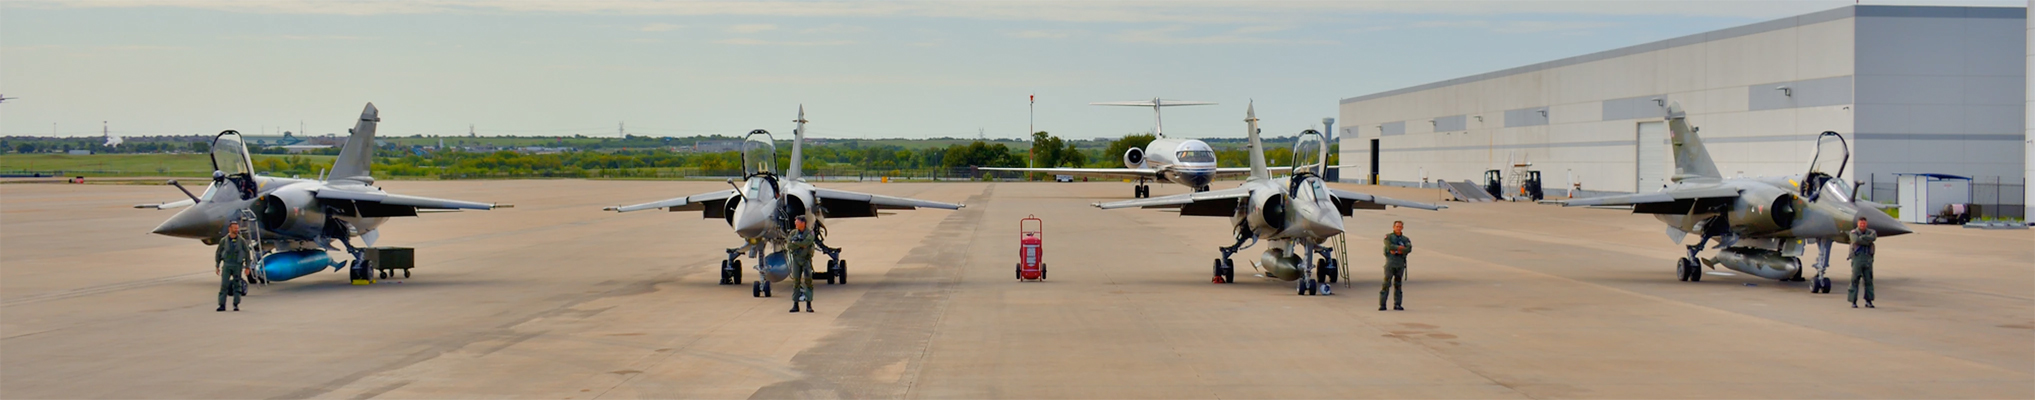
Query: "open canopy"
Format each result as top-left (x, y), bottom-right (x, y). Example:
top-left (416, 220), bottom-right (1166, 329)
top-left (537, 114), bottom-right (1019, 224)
top-left (741, 129), bottom-right (778, 176)
top-left (210, 131), bottom-right (253, 177)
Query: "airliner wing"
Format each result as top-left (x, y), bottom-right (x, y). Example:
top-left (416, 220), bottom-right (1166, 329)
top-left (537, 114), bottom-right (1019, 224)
top-left (606, 189), bottom-right (739, 212)
top-left (1212, 167), bottom-right (1294, 177)
top-left (812, 187), bottom-right (963, 218)
top-left (976, 167), bottom-right (1160, 179)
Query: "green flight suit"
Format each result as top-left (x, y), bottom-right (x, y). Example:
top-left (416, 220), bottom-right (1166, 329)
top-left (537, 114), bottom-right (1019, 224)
top-left (787, 228), bottom-right (816, 307)
top-left (217, 236), bottom-right (247, 309)
top-left (1848, 228), bottom-right (1876, 305)
top-left (1381, 232), bottom-right (1412, 308)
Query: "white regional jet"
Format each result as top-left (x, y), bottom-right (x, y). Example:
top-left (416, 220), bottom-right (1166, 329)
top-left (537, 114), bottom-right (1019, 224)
top-left (1096, 103), bottom-right (1445, 295)
top-left (981, 98), bottom-right (1274, 198)
top-left (605, 107), bottom-right (964, 297)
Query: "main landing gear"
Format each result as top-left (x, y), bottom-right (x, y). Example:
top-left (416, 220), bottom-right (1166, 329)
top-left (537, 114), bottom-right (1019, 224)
top-left (1211, 224), bottom-right (1253, 284)
top-left (1677, 235), bottom-right (1709, 282)
top-left (1298, 246), bottom-right (1335, 296)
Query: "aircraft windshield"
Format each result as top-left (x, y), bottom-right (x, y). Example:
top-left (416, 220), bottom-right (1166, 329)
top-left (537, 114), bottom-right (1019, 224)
top-left (1176, 150), bottom-right (1215, 163)
top-left (740, 130), bottom-right (778, 176)
top-left (1291, 130), bottom-right (1325, 174)
top-left (210, 131), bottom-right (253, 177)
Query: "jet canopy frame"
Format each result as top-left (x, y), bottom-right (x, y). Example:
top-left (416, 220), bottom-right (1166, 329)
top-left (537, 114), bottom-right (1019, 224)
top-left (1290, 129), bottom-right (1327, 175)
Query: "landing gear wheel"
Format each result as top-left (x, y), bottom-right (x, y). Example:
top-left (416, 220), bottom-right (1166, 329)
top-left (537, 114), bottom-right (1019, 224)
top-left (763, 280), bottom-right (773, 297)
top-left (1222, 259), bottom-right (1235, 283)
top-left (825, 260), bottom-right (839, 285)
top-left (1299, 278), bottom-right (1318, 296)
top-left (720, 260), bottom-right (733, 285)
top-left (837, 261), bottom-right (846, 285)
top-left (731, 260), bottom-right (742, 284)
top-left (1689, 262), bottom-right (1703, 282)
top-left (1212, 259), bottom-right (1228, 283)
top-left (752, 281), bottom-right (762, 297)
top-left (1677, 258), bottom-right (1698, 282)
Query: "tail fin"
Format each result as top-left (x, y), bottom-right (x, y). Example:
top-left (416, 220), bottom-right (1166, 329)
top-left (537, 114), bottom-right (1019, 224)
top-left (1245, 101), bottom-right (1268, 181)
top-left (788, 105), bottom-right (806, 181)
top-left (327, 103), bottom-right (379, 184)
top-left (1664, 102), bottom-right (1721, 182)
top-left (1091, 98), bottom-right (1216, 138)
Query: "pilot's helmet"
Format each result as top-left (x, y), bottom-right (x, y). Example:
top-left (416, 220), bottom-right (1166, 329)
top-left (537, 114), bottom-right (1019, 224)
top-left (212, 170), bottom-right (226, 181)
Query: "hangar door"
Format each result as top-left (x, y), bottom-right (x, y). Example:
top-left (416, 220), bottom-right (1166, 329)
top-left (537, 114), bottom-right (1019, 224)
top-left (1636, 121), bottom-right (1669, 192)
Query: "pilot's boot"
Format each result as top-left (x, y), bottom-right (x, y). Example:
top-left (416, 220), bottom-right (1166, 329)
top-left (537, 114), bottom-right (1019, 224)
top-left (1865, 300), bottom-right (1874, 308)
top-left (216, 306), bottom-right (225, 312)
top-left (804, 301), bottom-right (814, 313)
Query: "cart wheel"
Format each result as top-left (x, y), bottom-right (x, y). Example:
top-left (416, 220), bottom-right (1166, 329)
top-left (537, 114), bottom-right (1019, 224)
top-left (1040, 263), bottom-right (1046, 280)
top-left (1016, 263), bottom-right (1022, 280)
top-left (403, 269), bottom-right (410, 278)
top-left (378, 270), bottom-right (387, 279)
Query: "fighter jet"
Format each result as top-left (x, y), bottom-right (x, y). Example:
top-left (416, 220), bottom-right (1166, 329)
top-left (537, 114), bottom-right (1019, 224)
top-left (605, 106), bottom-right (963, 297)
top-left (138, 103), bottom-right (504, 282)
top-left (1561, 102), bottom-right (1910, 293)
top-left (981, 98), bottom-right (1275, 198)
top-left (1095, 103), bottom-right (1445, 295)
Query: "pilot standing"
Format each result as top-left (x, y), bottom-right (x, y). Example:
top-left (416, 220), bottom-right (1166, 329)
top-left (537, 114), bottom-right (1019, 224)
top-left (787, 216), bottom-right (816, 313)
top-left (216, 221), bottom-right (249, 312)
top-left (1848, 217), bottom-right (1877, 308)
top-left (1381, 221), bottom-right (1412, 311)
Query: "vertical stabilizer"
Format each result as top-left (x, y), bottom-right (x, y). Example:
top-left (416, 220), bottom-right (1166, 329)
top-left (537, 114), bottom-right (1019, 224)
top-left (1091, 98), bottom-right (1216, 138)
top-left (327, 103), bottom-right (379, 185)
top-left (788, 105), bottom-right (807, 181)
top-left (1245, 101), bottom-right (1269, 181)
top-left (1664, 102), bottom-right (1721, 182)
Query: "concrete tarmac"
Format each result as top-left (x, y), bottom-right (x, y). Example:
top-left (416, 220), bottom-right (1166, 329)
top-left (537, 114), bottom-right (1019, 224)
top-left (2, 180), bottom-right (2029, 399)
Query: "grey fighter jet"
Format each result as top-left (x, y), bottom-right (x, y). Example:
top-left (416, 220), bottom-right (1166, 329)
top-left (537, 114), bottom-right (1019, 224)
top-left (605, 106), bottom-right (963, 297)
top-left (138, 103), bottom-right (503, 282)
top-left (1561, 102), bottom-right (1910, 292)
top-left (1095, 103), bottom-right (1445, 295)
top-left (981, 98), bottom-right (1277, 198)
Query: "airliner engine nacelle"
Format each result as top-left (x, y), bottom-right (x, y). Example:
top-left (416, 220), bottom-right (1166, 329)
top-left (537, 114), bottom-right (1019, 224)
top-left (257, 187), bottom-right (326, 238)
top-left (1122, 148), bottom-right (1144, 169)
top-left (1258, 247), bottom-right (1304, 281)
top-left (1728, 187), bottom-right (1800, 234)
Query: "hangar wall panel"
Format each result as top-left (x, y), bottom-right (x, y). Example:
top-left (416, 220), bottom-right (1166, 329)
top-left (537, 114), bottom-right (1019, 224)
top-left (1338, 5), bottom-right (2022, 197)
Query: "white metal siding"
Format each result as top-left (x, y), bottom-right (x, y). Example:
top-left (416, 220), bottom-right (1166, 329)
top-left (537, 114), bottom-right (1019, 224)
top-left (1637, 121), bottom-right (1670, 191)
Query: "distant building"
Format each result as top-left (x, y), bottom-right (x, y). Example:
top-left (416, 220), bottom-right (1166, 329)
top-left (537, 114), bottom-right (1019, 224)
top-left (1338, 5), bottom-right (2026, 194)
top-left (67, 149), bottom-right (92, 155)
top-left (693, 140), bottom-right (744, 153)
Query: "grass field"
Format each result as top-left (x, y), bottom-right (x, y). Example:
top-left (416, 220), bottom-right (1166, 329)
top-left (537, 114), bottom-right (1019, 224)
top-left (0, 154), bottom-right (336, 177)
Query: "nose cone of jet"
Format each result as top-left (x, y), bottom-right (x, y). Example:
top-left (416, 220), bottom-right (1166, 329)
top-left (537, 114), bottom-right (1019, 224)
top-left (1858, 204), bottom-right (1912, 237)
top-left (151, 208), bottom-right (219, 239)
top-left (730, 200), bottom-right (772, 238)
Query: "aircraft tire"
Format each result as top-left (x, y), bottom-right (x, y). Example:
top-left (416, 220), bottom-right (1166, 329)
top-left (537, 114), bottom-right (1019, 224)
top-left (763, 280), bottom-right (773, 297)
top-left (732, 260), bottom-right (742, 284)
top-left (1223, 259), bottom-right (1235, 283)
top-left (752, 281), bottom-right (762, 297)
top-left (1677, 259), bottom-right (1692, 281)
top-left (838, 261), bottom-right (847, 284)
top-left (1212, 259), bottom-right (1226, 283)
top-left (719, 261), bottom-right (731, 285)
top-left (1689, 263), bottom-right (1703, 282)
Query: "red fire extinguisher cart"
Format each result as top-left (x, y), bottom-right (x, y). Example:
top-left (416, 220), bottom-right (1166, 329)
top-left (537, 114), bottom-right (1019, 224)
top-left (1016, 215), bottom-right (1046, 281)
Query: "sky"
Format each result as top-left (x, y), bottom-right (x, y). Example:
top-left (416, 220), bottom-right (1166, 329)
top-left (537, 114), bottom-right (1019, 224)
top-left (0, 0), bottom-right (2024, 141)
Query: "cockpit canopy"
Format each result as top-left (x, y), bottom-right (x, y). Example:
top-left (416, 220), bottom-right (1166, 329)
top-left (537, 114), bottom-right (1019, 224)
top-left (1803, 131), bottom-right (1852, 201)
top-left (1290, 129), bottom-right (1326, 174)
top-left (210, 130), bottom-right (253, 177)
top-left (741, 129), bottom-right (778, 176)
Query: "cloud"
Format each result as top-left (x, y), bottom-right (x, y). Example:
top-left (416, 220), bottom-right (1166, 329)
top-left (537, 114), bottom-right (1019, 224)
top-left (800, 24), bottom-right (867, 34)
top-left (715, 38), bottom-right (854, 46)
top-left (1405, 20), bottom-right (1622, 34)
top-left (1111, 25), bottom-right (1333, 45)
top-left (1007, 30), bottom-right (1075, 39)
top-left (637, 23), bottom-right (683, 32)
top-left (14, 0), bottom-right (1945, 22)
top-left (725, 23), bottom-right (777, 33)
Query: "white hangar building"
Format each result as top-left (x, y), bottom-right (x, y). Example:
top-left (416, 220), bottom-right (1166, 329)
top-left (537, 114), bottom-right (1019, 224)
top-left (1337, 5), bottom-right (2026, 204)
